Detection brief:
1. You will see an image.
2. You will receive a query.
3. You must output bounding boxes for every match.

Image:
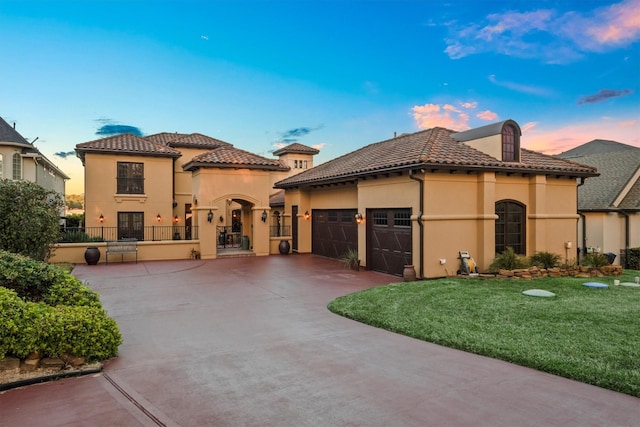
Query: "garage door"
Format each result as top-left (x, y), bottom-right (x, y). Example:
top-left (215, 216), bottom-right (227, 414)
top-left (312, 209), bottom-right (358, 259)
top-left (368, 209), bottom-right (412, 276)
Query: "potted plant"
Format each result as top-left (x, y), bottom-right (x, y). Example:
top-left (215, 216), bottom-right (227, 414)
top-left (340, 249), bottom-right (360, 271)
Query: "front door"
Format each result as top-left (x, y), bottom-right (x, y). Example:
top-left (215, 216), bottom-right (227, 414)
top-left (292, 205), bottom-right (298, 252)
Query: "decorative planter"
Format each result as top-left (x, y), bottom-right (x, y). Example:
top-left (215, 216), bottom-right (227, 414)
top-left (84, 247), bottom-right (101, 265)
top-left (279, 240), bottom-right (291, 255)
top-left (403, 265), bottom-right (417, 282)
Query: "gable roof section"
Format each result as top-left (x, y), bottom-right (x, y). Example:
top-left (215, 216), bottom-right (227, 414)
top-left (558, 145), bottom-right (640, 211)
top-left (0, 116), bottom-right (31, 146)
top-left (275, 126), bottom-right (597, 188)
top-left (183, 146), bottom-right (289, 171)
top-left (75, 133), bottom-right (182, 162)
top-left (272, 143), bottom-right (320, 156)
top-left (144, 132), bottom-right (232, 149)
top-left (144, 132), bottom-right (189, 145)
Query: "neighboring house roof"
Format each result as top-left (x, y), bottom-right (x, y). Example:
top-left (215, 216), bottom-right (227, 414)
top-left (0, 116), bottom-right (70, 179)
top-left (275, 126), bottom-right (597, 188)
top-left (0, 116), bottom-right (31, 146)
top-left (183, 146), bottom-right (289, 171)
top-left (272, 143), bottom-right (320, 156)
top-left (557, 142), bottom-right (640, 211)
top-left (558, 139), bottom-right (636, 158)
top-left (146, 132), bottom-right (233, 149)
top-left (75, 133), bottom-right (182, 162)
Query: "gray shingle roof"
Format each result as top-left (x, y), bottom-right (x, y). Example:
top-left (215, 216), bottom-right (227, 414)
top-left (558, 139), bottom-right (635, 158)
top-left (0, 116), bottom-right (30, 145)
top-left (275, 126), bottom-right (597, 188)
top-left (558, 143), bottom-right (640, 210)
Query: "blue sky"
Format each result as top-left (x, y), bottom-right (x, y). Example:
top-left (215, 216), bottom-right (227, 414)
top-left (1, 0), bottom-right (638, 194)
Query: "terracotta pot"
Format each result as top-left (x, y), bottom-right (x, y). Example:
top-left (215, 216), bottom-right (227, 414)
top-left (84, 247), bottom-right (100, 265)
top-left (279, 240), bottom-right (291, 255)
top-left (403, 265), bottom-right (416, 282)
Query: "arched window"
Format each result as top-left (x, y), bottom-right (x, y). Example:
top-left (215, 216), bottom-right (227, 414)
top-left (502, 124), bottom-right (519, 162)
top-left (495, 200), bottom-right (526, 255)
top-left (12, 153), bottom-right (22, 180)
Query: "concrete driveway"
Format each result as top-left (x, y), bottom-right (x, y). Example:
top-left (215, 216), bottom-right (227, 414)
top-left (1, 255), bottom-right (638, 426)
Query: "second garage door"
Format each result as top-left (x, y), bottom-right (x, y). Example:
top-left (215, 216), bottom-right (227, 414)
top-left (368, 208), bottom-right (412, 276)
top-left (312, 209), bottom-right (358, 259)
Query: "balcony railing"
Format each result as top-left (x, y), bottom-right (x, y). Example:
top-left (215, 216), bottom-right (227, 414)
top-left (269, 225), bottom-right (291, 237)
top-left (58, 226), bottom-right (199, 243)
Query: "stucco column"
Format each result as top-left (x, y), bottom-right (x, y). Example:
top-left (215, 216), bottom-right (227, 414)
top-left (252, 206), bottom-right (271, 256)
top-left (528, 175), bottom-right (547, 254)
top-left (194, 206), bottom-right (218, 259)
top-left (477, 172), bottom-right (496, 270)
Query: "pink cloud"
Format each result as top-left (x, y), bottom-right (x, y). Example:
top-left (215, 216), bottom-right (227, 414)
top-left (522, 117), bottom-right (640, 154)
top-left (476, 110), bottom-right (498, 121)
top-left (586, 0), bottom-right (640, 46)
top-left (412, 103), bottom-right (471, 130)
top-left (461, 102), bottom-right (478, 109)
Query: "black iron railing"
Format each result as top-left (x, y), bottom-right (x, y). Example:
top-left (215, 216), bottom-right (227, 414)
top-left (58, 226), bottom-right (199, 243)
top-left (269, 225), bottom-right (291, 237)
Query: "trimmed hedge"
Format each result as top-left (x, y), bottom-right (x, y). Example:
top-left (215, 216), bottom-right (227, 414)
top-left (627, 247), bottom-right (640, 270)
top-left (0, 251), bottom-right (122, 362)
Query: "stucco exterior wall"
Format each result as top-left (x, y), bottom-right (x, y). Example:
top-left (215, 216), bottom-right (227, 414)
top-left (50, 240), bottom-right (199, 264)
top-left (83, 153), bottom-right (175, 227)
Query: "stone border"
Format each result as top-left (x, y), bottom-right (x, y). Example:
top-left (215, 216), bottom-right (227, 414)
top-left (471, 265), bottom-right (623, 280)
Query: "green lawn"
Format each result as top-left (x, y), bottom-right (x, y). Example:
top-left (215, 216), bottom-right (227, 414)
top-left (328, 271), bottom-right (640, 397)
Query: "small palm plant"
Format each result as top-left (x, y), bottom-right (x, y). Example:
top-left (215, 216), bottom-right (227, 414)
top-left (529, 251), bottom-right (562, 269)
top-left (488, 247), bottom-right (528, 273)
top-left (340, 249), bottom-right (360, 271)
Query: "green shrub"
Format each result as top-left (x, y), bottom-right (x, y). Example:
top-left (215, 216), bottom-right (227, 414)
top-left (42, 276), bottom-right (102, 308)
top-left (0, 288), bottom-right (122, 361)
top-left (488, 247), bottom-right (529, 272)
top-left (58, 231), bottom-right (104, 243)
top-left (529, 251), bottom-right (562, 269)
top-left (626, 247), bottom-right (640, 270)
top-left (0, 250), bottom-right (68, 301)
top-left (582, 252), bottom-right (610, 268)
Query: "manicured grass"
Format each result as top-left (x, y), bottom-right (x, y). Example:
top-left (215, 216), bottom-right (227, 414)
top-left (328, 270), bottom-right (640, 397)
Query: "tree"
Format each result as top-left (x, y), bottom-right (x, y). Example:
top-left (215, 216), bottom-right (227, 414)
top-left (0, 179), bottom-right (64, 261)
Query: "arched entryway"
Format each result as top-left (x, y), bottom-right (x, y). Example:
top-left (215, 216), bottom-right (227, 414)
top-left (217, 197), bottom-right (255, 252)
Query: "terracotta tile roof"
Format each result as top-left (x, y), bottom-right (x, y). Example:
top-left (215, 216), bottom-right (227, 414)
top-left (183, 146), bottom-right (289, 171)
top-left (272, 143), bottom-right (320, 156)
top-left (75, 133), bottom-right (182, 162)
top-left (275, 127), bottom-right (598, 188)
top-left (144, 132), bottom-right (232, 149)
top-left (144, 132), bottom-right (189, 145)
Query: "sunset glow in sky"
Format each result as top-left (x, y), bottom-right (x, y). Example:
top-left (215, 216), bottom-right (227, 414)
top-left (1, 0), bottom-right (638, 194)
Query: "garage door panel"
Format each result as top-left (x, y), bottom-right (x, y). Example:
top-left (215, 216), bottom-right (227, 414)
top-left (368, 209), bottom-right (412, 277)
top-left (312, 209), bottom-right (357, 259)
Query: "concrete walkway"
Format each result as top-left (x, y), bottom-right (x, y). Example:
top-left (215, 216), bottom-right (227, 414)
top-left (1, 255), bottom-right (638, 426)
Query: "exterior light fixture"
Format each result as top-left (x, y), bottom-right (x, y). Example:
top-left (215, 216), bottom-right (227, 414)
top-left (355, 213), bottom-right (364, 224)
top-left (99, 214), bottom-right (104, 223)
top-left (261, 210), bottom-right (268, 222)
top-left (304, 211), bottom-right (310, 220)
top-left (219, 215), bottom-right (224, 223)
top-left (173, 215), bottom-right (179, 223)
top-left (227, 198), bottom-right (233, 206)
top-left (156, 213), bottom-right (162, 223)
top-left (207, 209), bottom-right (213, 223)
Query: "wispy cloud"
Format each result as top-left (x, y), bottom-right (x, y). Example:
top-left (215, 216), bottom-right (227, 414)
top-left (54, 151), bottom-right (75, 159)
top-left (95, 118), bottom-right (143, 137)
top-left (488, 75), bottom-right (555, 97)
top-left (445, 0), bottom-right (640, 63)
top-left (271, 125), bottom-right (323, 150)
top-left (577, 89), bottom-right (633, 104)
top-left (523, 117), bottom-right (640, 153)
top-left (412, 101), bottom-right (498, 130)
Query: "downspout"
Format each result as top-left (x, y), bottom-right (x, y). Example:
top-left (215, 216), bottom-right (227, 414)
top-left (620, 211), bottom-right (630, 269)
top-left (577, 177), bottom-right (586, 264)
top-left (409, 169), bottom-right (424, 279)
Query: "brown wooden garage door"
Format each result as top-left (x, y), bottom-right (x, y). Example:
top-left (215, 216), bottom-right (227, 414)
top-left (312, 209), bottom-right (358, 259)
top-left (368, 209), bottom-right (412, 276)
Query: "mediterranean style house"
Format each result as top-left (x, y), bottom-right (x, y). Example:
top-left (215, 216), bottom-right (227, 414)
top-left (74, 132), bottom-right (318, 260)
top-left (275, 119), bottom-right (598, 278)
top-left (0, 116), bottom-right (69, 201)
top-left (558, 140), bottom-right (640, 267)
top-left (70, 119), bottom-right (599, 278)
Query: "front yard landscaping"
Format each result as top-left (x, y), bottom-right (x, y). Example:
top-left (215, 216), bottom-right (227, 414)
top-left (328, 271), bottom-right (640, 397)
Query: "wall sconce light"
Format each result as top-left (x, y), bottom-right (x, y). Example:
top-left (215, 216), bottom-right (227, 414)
top-left (304, 211), bottom-right (310, 220)
top-left (99, 214), bottom-right (104, 223)
top-left (156, 213), bottom-right (162, 223)
top-left (355, 213), bottom-right (364, 224)
top-left (207, 209), bottom-right (213, 223)
top-left (219, 215), bottom-right (224, 223)
top-left (173, 215), bottom-right (179, 223)
top-left (261, 210), bottom-right (268, 222)
top-left (226, 198), bottom-right (233, 206)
